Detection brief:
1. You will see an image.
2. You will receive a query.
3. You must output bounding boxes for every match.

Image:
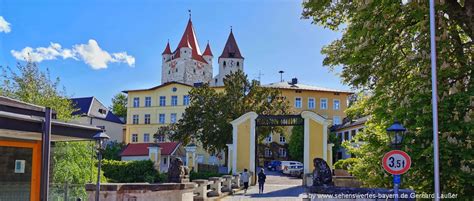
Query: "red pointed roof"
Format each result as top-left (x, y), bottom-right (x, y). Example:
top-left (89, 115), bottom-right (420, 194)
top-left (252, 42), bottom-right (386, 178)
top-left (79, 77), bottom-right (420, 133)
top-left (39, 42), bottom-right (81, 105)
top-left (219, 30), bottom-right (243, 59)
top-left (203, 42), bottom-right (213, 56)
top-left (173, 19), bottom-right (207, 63)
top-left (162, 41), bottom-right (172, 55)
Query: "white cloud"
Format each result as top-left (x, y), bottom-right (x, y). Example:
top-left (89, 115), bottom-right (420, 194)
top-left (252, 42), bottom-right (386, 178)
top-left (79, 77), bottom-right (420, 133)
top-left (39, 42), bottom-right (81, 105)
top-left (11, 39), bottom-right (135, 70)
top-left (0, 16), bottom-right (11, 33)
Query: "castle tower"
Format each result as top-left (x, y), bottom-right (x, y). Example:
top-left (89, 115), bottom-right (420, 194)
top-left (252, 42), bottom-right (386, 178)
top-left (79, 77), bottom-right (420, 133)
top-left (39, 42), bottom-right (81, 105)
top-left (202, 41), bottom-right (213, 65)
top-left (161, 18), bottom-right (213, 85)
top-left (212, 28), bottom-right (244, 86)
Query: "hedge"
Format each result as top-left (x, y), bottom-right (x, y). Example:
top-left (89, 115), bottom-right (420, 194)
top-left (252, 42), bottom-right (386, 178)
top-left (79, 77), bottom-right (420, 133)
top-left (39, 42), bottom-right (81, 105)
top-left (102, 159), bottom-right (159, 183)
top-left (190, 171), bottom-right (223, 181)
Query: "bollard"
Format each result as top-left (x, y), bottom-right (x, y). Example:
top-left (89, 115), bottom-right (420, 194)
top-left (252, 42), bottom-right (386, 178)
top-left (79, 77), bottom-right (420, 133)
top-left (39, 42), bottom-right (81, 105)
top-left (221, 175), bottom-right (233, 192)
top-left (207, 177), bottom-right (222, 197)
top-left (232, 174), bottom-right (240, 189)
top-left (193, 179), bottom-right (208, 201)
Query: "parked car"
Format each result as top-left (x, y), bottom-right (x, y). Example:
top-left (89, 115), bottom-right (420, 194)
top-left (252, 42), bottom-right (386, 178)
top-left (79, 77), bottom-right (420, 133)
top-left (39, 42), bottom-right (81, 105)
top-left (267, 160), bottom-right (281, 171)
top-left (281, 161), bottom-right (303, 174)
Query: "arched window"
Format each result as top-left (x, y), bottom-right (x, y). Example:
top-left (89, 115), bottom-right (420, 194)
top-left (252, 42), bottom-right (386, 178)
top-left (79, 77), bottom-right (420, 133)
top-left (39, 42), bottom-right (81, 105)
top-left (237, 62), bottom-right (240, 66)
top-left (223, 61), bottom-right (226, 67)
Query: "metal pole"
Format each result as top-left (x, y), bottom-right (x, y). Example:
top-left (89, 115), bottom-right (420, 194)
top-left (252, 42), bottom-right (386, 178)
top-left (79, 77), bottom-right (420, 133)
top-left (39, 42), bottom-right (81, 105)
top-left (40, 107), bottom-right (52, 201)
top-left (394, 183), bottom-right (399, 201)
top-left (428, 0), bottom-right (440, 200)
top-left (95, 151), bottom-right (102, 201)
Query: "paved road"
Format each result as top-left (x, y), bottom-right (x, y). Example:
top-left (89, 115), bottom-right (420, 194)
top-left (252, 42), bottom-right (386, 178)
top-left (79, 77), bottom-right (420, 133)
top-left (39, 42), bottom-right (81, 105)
top-left (220, 169), bottom-right (306, 201)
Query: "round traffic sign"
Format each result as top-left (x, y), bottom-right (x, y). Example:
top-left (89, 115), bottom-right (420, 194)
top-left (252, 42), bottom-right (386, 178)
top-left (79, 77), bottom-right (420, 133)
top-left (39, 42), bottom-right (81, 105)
top-left (382, 150), bottom-right (411, 175)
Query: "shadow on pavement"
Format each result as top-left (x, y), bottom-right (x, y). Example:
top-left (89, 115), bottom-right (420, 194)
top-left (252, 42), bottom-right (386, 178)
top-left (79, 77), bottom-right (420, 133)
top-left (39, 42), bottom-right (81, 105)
top-left (249, 186), bottom-right (304, 198)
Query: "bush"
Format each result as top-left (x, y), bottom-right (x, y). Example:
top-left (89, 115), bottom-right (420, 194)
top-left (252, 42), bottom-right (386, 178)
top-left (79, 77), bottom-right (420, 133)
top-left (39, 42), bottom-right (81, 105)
top-left (102, 159), bottom-right (158, 183)
top-left (334, 158), bottom-right (359, 171)
top-left (190, 171), bottom-right (223, 181)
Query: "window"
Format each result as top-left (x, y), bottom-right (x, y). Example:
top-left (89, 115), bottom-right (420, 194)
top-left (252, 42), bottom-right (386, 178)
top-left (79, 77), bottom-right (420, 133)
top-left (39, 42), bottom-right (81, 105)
top-left (351, 130), bottom-right (357, 141)
top-left (133, 97), bottom-right (140, 108)
top-left (320, 98), bottom-right (328, 109)
top-left (144, 114), bottom-right (151, 124)
top-left (344, 131), bottom-right (350, 141)
top-left (279, 134), bottom-right (286, 143)
top-left (295, 97), bottom-right (302, 108)
top-left (170, 113), bottom-right (177, 123)
top-left (171, 96), bottom-right (178, 106)
top-left (156, 135), bottom-right (165, 142)
top-left (308, 98), bottom-right (315, 109)
top-left (132, 115), bottom-right (139, 124)
top-left (132, 134), bottom-right (138, 142)
top-left (143, 133), bottom-right (150, 142)
top-left (159, 96), bottom-right (166, 106)
top-left (159, 114), bottom-right (165, 124)
top-left (265, 148), bottom-right (272, 157)
top-left (333, 99), bottom-right (340, 110)
top-left (237, 61), bottom-right (240, 66)
top-left (265, 133), bottom-right (272, 143)
top-left (172, 87), bottom-right (177, 92)
top-left (183, 95), bottom-right (190, 106)
top-left (223, 61), bottom-right (226, 67)
top-left (278, 148), bottom-right (287, 157)
top-left (145, 97), bottom-right (151, 107)
top-left (333, 116), bottom-right (341, 125)
top-left (163, 157), bottom-right (167, 165)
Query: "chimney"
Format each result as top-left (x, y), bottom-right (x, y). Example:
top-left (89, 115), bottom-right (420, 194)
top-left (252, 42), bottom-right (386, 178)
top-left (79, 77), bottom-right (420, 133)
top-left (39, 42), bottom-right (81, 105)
top-left (291, 78), bottom-right (298, 85)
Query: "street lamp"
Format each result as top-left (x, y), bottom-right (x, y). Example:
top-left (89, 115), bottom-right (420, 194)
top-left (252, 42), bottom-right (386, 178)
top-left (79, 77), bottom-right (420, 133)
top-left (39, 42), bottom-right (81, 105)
top-left (93, 132), bottom-right (109, 201)
top-left (386, 120), bottom-right (407, 149)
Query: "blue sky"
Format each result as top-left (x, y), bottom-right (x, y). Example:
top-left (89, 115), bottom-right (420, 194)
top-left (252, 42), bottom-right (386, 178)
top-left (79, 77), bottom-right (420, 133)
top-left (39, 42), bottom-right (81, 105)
top-left (0, 0), bottom-right (347, 106)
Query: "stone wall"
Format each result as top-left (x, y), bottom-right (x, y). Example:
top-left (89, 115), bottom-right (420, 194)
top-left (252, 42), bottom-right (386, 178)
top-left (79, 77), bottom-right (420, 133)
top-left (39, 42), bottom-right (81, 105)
top-left (85, 183), bottom-right (195, 201)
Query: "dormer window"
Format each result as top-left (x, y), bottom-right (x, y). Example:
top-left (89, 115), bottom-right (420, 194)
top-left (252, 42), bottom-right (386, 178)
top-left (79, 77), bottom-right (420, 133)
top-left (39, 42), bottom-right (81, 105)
top-left (98, 109), bottom-right (106, 114)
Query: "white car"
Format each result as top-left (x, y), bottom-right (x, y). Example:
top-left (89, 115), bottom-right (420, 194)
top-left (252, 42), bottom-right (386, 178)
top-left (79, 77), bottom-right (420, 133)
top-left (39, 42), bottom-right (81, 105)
top-left (281, 161), bottom-right (303, 175)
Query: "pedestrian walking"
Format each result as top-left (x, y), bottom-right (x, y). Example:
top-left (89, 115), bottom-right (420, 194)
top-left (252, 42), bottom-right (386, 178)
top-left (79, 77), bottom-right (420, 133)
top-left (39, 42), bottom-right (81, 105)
top-left (241, 169), bottom-right (251, 194)
top-left (258, 169), bottom-right (266, 194)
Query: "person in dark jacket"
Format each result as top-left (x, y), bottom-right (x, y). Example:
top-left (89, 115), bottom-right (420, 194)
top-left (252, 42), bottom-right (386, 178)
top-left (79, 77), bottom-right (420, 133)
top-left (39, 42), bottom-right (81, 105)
top-left (257, 169), bottom-right (266, 194)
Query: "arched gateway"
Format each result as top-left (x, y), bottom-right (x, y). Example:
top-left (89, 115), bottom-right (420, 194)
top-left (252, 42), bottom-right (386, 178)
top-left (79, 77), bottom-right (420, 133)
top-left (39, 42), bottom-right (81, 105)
top-left (226, 111), bottom-right (334, 184)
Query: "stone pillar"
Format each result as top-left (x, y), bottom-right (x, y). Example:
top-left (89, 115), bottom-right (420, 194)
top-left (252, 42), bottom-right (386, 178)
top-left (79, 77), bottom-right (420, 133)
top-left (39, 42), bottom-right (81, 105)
top-left (231, 174), bottom-right (240, 189)
top-left (148, 144), bottom-right (161, 172)
top-left (327, 143), bottom-right (334, 169)
top-left (226, 144), bottom-right (233, 174)
top-left (185, 144), bottom-right (197, 172)
top-left (207, 177), bottom-right (222, 197)
top-left (193, 179), bottom-right (208, 201)
top-left (221, 175), bottom-right (233, 192)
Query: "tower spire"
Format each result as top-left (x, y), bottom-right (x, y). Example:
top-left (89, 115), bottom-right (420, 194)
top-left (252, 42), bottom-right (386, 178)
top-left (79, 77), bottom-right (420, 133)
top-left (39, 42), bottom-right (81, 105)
top-left (219, 28), bottom-right (243, 59)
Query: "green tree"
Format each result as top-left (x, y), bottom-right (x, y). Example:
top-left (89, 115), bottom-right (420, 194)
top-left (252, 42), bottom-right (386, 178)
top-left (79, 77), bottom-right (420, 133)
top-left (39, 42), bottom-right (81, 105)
top-left (1, 60), bottom-right (103, 197)
top-left (288, 125), bottom-right (304, 162)
top-left (110, 93), bottom-right (127, 120)
top-left (172, 70), bottom-right (289, 153)
top-left (103, 141), bottom-right (126, 161)
top-left (303, 0), bottom-right (473, 196)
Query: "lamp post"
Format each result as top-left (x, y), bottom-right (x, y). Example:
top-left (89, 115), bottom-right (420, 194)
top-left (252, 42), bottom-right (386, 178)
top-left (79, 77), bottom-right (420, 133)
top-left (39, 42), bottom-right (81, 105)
top-left (93, 132), bottom-right (109, 201)
top-left (386, 120), bottom-right (407, 150)
top-left (386, 120), bottom-right (407, 201)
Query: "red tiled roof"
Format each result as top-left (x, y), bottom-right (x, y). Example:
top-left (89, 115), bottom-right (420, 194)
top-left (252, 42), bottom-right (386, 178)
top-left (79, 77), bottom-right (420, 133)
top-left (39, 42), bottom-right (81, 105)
top-left (203, 42), bottom-right (213, 56)
top-left (162, 41), bottom-right (172, 55)
top-left (120, 142), bottom-right (180, 156)
top-left (173, 19), bottom-right (207, 63)
top-left (219, 30), bottom-right (243, 59)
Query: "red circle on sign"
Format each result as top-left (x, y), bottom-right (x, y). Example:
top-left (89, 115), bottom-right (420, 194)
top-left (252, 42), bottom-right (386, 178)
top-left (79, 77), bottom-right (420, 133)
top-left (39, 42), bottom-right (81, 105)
top-left (382, 150), bottom-right (411, 175)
